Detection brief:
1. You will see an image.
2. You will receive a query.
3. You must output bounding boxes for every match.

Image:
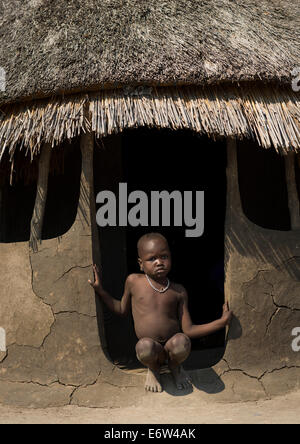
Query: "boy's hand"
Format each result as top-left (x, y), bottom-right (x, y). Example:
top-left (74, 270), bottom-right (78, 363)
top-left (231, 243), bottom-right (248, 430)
top-left (221, 302), bottom-right (233, 326)
top-left (88, 264), bottom-right (104, 294)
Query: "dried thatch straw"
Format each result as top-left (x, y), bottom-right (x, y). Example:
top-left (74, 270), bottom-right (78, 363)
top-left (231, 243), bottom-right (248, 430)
top-left (1, 0), bottom-right (299, 106)
top-left (0, 94), bottom-right (89, 162)
top-left (0, 84), bottom-right (299, 162)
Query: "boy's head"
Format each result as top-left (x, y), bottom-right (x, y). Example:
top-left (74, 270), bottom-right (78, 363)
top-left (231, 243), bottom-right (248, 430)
top-left (137, 233), bottom-right (171, 279)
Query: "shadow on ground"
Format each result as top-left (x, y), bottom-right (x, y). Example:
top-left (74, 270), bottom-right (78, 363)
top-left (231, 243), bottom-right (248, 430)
top-left (117, 347), bottom-right (227, 397)
top-left (161, 367), bottom-right (225, 396)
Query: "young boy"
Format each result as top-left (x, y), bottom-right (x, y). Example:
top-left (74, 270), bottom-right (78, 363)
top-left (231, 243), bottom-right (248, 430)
top-left (89, 232), bottom-right (232, 392)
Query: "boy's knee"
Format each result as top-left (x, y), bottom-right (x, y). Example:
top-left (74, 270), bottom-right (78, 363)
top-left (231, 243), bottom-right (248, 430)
top-left (136, 338), bottom-right (157, 362)
top-left (168, 334), bottom-right (191, 357)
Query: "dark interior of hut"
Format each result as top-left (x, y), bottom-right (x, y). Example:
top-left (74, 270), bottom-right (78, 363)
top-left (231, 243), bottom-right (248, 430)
top-left (94, 128), bottom-right (227, 369)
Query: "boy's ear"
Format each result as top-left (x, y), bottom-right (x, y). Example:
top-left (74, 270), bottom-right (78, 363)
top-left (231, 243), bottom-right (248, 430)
top-left (137, 258), bottom-right (143, 271)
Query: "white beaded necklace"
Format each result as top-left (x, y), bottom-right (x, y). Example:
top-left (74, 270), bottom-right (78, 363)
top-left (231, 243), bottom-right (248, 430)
top-left (146, 274), bottom-right (170, 293)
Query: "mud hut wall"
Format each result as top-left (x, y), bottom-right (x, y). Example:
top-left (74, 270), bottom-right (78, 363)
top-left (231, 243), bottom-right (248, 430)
top-left (0, 133), bottom-right (119, 404)
top-left (223, 138), bottom-right (300, 395)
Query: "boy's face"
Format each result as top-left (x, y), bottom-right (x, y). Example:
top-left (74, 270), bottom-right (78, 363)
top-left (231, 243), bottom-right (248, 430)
top-left (138, 238), bottom-right (171, 279)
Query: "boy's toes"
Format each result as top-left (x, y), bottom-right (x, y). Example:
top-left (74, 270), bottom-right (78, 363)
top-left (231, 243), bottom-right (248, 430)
top-left (146, 384), bottom-right (162, 393)
top-left (172, 367), bottom-right (192, 390)
top-left (177, 380), bottom-right (190, 390)
top-left (183, 379), bottom-right (192, 389)
top-left (145, 369), bottom-right (162, 392)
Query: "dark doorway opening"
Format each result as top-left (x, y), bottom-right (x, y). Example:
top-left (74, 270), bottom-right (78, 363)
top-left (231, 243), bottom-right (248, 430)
top-left (122, 128), bottom-right (227, 351)
top-left (95, 128), bottom-right (227, 368)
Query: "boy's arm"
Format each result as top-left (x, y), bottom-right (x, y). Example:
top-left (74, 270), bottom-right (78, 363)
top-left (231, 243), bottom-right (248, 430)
top-left (178, 287), bottom-right (232, 339)
top-left (88, 265), bottom-right (132, 317)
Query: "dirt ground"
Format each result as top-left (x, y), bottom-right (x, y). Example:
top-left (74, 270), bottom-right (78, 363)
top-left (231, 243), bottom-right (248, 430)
top-left (0, 390), bottom-right (299, 424)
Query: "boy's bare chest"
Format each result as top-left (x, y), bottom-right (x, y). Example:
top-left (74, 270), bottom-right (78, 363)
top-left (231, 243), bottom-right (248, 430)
top-left (131, 286), bottom-right (179, 312)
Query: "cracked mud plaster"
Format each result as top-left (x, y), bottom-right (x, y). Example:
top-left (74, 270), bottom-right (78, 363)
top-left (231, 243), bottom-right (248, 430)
top-left (0, 243), bottom-right (54, 348)
top-left (71, 379), bottom-right (145, 408)
top-left (223, 260), bottom-right (300, 376)
top-left (260, 366), bottom-right (300, 397)
top-left (40, 266), bottom-right (96, 316)
top-left (29, 222), bottom-right (97, 317)
top-left (0, 337), bottom-right (103, 390)
top-left (214, 363), bottom-right (297, 400)
top-left (218, 359), bottom-right (269, 396)
top-left (42, 312), bottom-right (102, 386)
top-left (0, 381), bottom-right (74, 408)
top-left (242, 267), bottom-right (300, 366)
top-left (263, 257), bottom-right (300, 310)
top-left (29, 222), bottom-right (93, 299)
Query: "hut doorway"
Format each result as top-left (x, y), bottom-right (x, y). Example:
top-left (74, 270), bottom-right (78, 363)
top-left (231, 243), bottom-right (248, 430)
top-left (94, 128), bottom-right (227, 368)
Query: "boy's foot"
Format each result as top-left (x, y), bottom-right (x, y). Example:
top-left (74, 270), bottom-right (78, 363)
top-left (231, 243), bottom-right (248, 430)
top-left (145, 368), bottom-right (163, 392)
top-left (170, 365), bottom-right (192, 390)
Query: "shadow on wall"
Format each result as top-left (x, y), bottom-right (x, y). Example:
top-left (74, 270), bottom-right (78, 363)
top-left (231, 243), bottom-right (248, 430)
top-left (227, 314), bottom-right (243, 341)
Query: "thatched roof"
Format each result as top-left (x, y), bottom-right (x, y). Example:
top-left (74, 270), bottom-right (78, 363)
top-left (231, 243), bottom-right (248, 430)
top-left (0, 0), bottom-right (299, 105)
top-left (1, 84), bottom-right (299, 162)
top-left (0, 0), bottom-right (299, 163)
